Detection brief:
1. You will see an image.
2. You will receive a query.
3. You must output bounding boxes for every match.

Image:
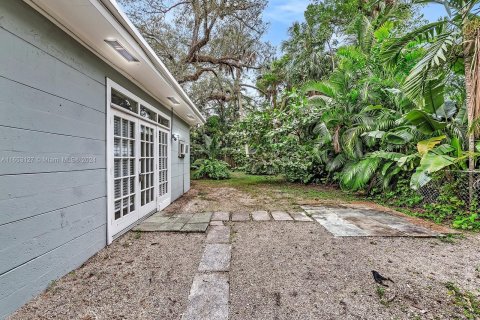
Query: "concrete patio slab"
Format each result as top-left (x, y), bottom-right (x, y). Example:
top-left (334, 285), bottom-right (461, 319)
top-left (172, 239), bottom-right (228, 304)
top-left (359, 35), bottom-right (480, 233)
top-left (183, 273), bottom-right (229, 320)
top-left (132, 222), bottom-right (164, 232)
top-left (212, 211), bottom-right (230, 221)
top-left (143, 214), bottom-right (171, 224)
top-left (133, 212), bottom-right (213, 233)
top-left (252, 210), bottom-right (270, 221)
top-left (181, 223), bottom-right (209, 233)
top-left (231, 212), bottom-right (250, 221)
top-left (271, 211), bottom-right (293, 221)
top-left (188, 212), bottom-right (213, 224)
top-left (312, 211), bottom-right (369, 236)
top-left (343, 215), bottom-right (405, 236)
top-left (210, 221), bottom-right (224, 226)
top-left (198, 244), bottom-right (231, 272)
top-left (206, 226), bottom-right (230, 244)
top-left (158, 222), bottom-right (186, 232)
top-left (303, 205), bottom-right (442, 237)
top-left (168, 213), bottom-right (194, 224)
top-left (289, 211), bottom-right (313, 222)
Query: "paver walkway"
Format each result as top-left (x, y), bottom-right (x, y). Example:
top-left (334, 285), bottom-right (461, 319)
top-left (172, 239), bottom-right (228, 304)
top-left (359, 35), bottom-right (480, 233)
top-left (135, 210), bottom-right (312, 232)
top-left (133, 212), bottom-right (211, 232)
top-left (134, 207), bottom-right (443, 237)
top-left (183, 225), bottom-right (232, 320)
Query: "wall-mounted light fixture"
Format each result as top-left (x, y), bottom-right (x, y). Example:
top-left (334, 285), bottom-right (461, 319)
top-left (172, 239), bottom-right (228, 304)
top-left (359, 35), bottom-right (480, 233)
top-left (105, 39), bottom-right (139, 62)
top-left (167, 96), bottom-right (180, 105)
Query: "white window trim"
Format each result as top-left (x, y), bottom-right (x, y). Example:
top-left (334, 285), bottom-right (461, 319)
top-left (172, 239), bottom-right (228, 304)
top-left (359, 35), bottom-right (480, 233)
top-left (106, 78), bottom-right (172, 244)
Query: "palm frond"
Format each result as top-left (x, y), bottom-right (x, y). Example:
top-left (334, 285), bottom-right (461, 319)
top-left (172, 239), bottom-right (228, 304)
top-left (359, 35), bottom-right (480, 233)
top-left (302, 81), bottom-right (337, 98)
top-left (326, 153), bottom-right (347, 172)
top-left (403, 34), bottom-right (453, 100)
top-left (381, 20), bottom-right (448, 65)
top-left (340, 158), bottom-right (381, 190)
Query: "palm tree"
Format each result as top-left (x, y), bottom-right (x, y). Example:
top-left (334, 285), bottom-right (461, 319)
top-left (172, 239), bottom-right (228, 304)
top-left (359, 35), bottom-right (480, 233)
top-left (382, 0), bottom-right (479, 168)
top-left (382, 0), bottom-right (479, 202)
top-left (281, 20), bottom-right (335, 85)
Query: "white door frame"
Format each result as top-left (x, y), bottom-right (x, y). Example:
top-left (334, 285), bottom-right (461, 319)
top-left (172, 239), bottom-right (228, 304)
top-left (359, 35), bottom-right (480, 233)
top-left (106, 78), bottom-right (172, 244)
top-left (137, 119), bottom-right (158, 217)
top-left (157, 126), bottom-right (172, 211)
top-left (108, 109), bottom-right (141, 237)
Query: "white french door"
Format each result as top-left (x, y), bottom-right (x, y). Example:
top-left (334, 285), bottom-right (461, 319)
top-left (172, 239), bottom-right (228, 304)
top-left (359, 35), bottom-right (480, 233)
top-left (108, 109), bottom-right (171, 238)
top-left (157, 128), bottom-right (171, 210)
top-left (110, 110), bottom-right (140, 234)
top-left (139, 121), bottom-right (157, 215)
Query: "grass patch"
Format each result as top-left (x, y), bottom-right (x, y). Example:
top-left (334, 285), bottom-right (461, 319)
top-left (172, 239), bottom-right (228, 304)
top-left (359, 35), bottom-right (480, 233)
top-left (375, 286), bottom-right (392, 306)
top-left (195, 171), bottom-right (284, 189)
top-left (445, 282), bottom-right (480, 319)
top-left (437, 234), bottom-right (464, 244)
top-left (46, 280), bottom-right (58, 293)
top-left (376, 286), bottom-right (385, 299)
top-left (275, 184), bottom-right (358, 202)
top-left (195, 171), bottom-right (358, 202)
top-left (133, 231), bottom-right (141, 240)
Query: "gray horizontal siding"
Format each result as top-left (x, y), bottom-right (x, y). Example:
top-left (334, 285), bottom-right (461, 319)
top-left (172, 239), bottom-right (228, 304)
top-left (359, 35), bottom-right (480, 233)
top-left (0, 197), bottom-right (106, 275)
top-left (171, 114), bottom-right (191, 200)
top-left (0, 1), bottom-right (110, 318)
top-left (0, 126), bottom-right (105, 175)
top-left (0, 77), bottom-right (105, 140)
top-left (0, 0), bottom-right (192, 317)
top-left (0, 28), bottom-right (106, 112)
top-left (0, 225), bottom-right (106, 319)
top-left (0, 169), bottom-right (106, 225)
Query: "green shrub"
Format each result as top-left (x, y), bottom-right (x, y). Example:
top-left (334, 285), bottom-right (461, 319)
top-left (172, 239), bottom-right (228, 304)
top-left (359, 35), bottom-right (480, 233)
top-left (453, 213), bottom-right (480, 230)
top-left (370, 176), bottom-right (423, 208)
top-left (192, 159), bottom-right (230, 180)
top-left (415, 181), bottom-right (480, 230)
top-left (244, 157), bottom-right (279, 176)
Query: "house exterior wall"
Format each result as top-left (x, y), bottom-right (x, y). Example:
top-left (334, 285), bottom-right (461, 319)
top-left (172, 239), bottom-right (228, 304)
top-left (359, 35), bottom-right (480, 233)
top-left (0, 1), bottom-right (191, 318)
top-left (171, 114), bottom-right (191, 201)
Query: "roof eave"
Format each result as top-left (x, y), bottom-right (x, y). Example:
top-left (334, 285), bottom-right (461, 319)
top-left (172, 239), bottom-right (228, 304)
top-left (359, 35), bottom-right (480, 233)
top-left (100, 0), bottom-right (206, 124)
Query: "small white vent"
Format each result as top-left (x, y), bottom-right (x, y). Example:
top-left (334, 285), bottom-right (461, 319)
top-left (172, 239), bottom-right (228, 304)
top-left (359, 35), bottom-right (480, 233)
top-left (167, 96), bottom-right (180, 105)
top-left (105, 40), bottom-right (138, 62)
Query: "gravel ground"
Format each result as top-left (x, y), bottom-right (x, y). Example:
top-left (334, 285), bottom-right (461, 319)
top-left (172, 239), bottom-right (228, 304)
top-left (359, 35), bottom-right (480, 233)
top-left (9, 232), bottom-right (205, 320)
top-left (229, 222), bottom-right (480, 320)
top-left (10, 178), bottom-right (480, 320)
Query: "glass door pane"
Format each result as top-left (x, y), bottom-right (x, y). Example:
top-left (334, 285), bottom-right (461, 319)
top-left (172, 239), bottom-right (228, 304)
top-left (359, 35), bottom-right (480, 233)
top-left (140, 124), bottom-right (155, 207)
top-left (158, 130), bottom-right (168, 197)
top-left (113, 115), bottom-right (136, 220)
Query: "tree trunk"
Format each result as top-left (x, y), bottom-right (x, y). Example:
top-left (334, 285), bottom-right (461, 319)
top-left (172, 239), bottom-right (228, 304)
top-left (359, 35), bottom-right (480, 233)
top-left (235, 67), bottom-right (249, 156)
top-left (463, 23), bottom-right (479, 205)
top-left (272, 85), bottom-right (277, 109)
top-left (235, 67), bottom-right (243, 119)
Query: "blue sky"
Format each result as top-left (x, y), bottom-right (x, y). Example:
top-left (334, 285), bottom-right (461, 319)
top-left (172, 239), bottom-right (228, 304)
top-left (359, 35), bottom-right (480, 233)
top-left (263, 0), bottom-right (448, 47)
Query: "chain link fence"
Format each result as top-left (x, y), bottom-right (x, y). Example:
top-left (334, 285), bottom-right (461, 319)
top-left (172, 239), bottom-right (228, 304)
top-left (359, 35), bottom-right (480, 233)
top-left (418, 170), bottom-right (480, 208)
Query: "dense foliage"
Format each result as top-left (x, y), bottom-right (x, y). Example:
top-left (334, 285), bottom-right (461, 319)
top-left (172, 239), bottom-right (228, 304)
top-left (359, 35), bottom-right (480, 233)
top-left (233, 0), bottom-right (480, 228)
top-left (190, 116), bottom-right (232, 179)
